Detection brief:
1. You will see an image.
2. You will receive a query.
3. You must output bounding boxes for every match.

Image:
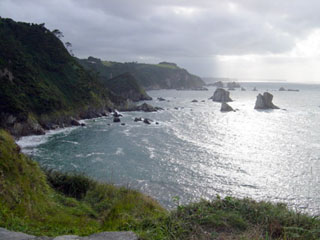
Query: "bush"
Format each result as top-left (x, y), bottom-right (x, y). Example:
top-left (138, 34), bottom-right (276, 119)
top-left (45, 170), bottom-right (94, 199)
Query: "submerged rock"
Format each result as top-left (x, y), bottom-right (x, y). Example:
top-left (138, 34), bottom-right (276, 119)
top-left (220, 102), bottom-right (234, 112)
top-left (241, 87), bottom-right (246, 91)
top-left (191, 99), bottom-right (198, 103)
top-left (157, 97), bottom-right (166, 101)
top-left (210, 88), bottom-right (232, 102)
top-left (254, 92), bottom-right (279, 109)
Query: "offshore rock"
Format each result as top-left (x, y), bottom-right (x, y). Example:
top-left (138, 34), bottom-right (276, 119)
top-left (136, 103), bottom-right (163, 112)
top-left (279, 87), bottom-right (286, 91)
top-left (113, 117), bottom-right (121, 122)
top-left (210, 88), bottom-right (232, 102)
top-left (143, 118), bottom-right (152, 124)
top-left (227, 81), bottom-right (241, 88)
top-left (254, 92), bottom-right (279, 109)
top-left (220, 102), bottom-right (234, 112)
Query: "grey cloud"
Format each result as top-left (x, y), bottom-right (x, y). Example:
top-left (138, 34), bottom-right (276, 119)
top-left (1, 0), bottom-right (320, 76)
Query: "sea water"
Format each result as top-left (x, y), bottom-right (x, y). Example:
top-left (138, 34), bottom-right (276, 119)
top-left (17, 82), bottom-right (320, 215)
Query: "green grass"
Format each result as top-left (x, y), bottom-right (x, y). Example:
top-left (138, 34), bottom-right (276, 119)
top-left (0, 129), bottom-right (166, 236)
top-left (1, 129), bottom-right (320, 239)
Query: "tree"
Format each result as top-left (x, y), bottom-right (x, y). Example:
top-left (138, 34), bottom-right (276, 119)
top-left (52, 29), bottom-right (64, 38)
top-left (65, 42), bottom-right (74, 56)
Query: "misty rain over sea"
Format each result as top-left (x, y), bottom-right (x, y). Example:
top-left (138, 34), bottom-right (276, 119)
top-left (18, 82), bottom-right (320, 215)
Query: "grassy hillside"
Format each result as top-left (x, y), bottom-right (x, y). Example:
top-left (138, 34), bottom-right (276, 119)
top-left (78, 57), bottom-right (205, 90)
top-left (0, 129), bottom-right (166, 237)
top-left (0, 18), bottom-right (123, 136)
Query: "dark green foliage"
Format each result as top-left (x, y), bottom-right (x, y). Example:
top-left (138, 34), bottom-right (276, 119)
top-left (105, 72), bottom-right (152, 101)
top-left (0, 18), bottom-right (115, 128)
top-left (78, 57), bottom-right (205, 90)
top-left (45, 170), bottom-right (95, 199)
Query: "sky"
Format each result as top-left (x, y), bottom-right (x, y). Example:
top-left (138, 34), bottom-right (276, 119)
top-left (1, 0), bottom-right (320, 82)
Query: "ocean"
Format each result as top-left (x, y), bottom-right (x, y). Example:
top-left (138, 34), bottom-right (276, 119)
top-left (17, 82), bottom-right (320, 215)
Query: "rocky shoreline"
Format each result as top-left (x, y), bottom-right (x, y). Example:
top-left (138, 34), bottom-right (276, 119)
top-left (2, 101), bottom-right (163, 138)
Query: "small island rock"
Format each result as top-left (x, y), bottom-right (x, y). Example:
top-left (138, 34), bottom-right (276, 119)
top-left (220, 102), bottom-right (234, 112)
top-left (279, 87), bottom-right (286, 91)
top-left (210, 88), bottom-right (232, 102)
top-left (254, 92), bottom-right (279, 109)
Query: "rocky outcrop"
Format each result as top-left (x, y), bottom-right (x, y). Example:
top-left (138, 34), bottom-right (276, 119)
top-left (241, 87), bottom-right (246, 91)
top-left (206, 81), bottom-right (224, 88)
top-left (0, 227), bottom-right (138, 240)
top-left (210, 88), bottom-right (232, 102)
top-left (220, 102), bottom-right (234, 112)
top-left (113, 117), bottom-right (121, 122)
top-left (126, 103), bottom-right (163, 112)
top-left (143, 118), bottom-right (152, 124)
top-left (254, 92), bottom-right (279, 109)
top-left (279, 87), bottom-right (286, 91)
top-left (227, 81), bottom-right (240, 88)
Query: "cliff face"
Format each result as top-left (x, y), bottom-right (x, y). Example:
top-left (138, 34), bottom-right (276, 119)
top-left (78, 57), bottom-right (205, 90)
top-left (0, 18), bottom-right (124, 136)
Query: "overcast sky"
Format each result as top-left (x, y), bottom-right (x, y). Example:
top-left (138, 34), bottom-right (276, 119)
top-left (1, 0), bottom-right (320, 82)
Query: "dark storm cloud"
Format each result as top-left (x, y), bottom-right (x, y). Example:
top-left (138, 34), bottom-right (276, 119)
top-left (1, 0), bottom-right (320, 76)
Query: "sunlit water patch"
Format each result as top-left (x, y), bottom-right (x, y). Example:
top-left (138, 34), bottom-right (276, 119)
top-left (17, 82), bottom-right (320, 214)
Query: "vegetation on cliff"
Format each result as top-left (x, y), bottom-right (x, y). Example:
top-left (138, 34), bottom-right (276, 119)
top-left (78, 57), bottom-right (205, 90)
top-left (0, 18), bottom-right (123, 136)
top-left (104, 72), bottom-right (152, 102)
top-left (1, 129), bottom-right (319, 239)
top-left (0, 129), bottom-right (165, 237)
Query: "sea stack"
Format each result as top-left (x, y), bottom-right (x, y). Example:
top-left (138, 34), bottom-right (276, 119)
top-left (210, 88), bottom-right (232, 102)
top-left (254, 92), bottom-right (279, 109)
top-left (220, 102), bottom-right (234, 112)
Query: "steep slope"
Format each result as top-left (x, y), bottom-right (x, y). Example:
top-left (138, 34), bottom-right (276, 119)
top-left (105, 72), bottom-right (152, 101)
top-left (78, 57), bottom-right (205, 90)
top-left (0, 129), bottom-right (166, 236)
top-left (0, 18), bottom-right (123, 136)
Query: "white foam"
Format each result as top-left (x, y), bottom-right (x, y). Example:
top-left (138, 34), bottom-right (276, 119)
top-left (16, 126), bottom-right (77, 150)
top-left (115, 147), bottom-right (124, 155)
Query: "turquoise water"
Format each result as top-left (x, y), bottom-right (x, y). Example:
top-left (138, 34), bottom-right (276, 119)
top-left (18, 82), bottom-right (320, 214)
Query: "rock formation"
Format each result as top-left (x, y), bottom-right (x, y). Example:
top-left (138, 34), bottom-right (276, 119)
top-left (113, 117), bottom-right (121, 122)
top-left (227, 81), bottom-right (241, 88)
top-left (254, 92), bottom-right (279, 109)
top-left (220, 102), bottom-right (234, 112)
top-left (210, 88), bottom-right (232, 102)
top-left (279, 87), bottom-right (286, 91)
